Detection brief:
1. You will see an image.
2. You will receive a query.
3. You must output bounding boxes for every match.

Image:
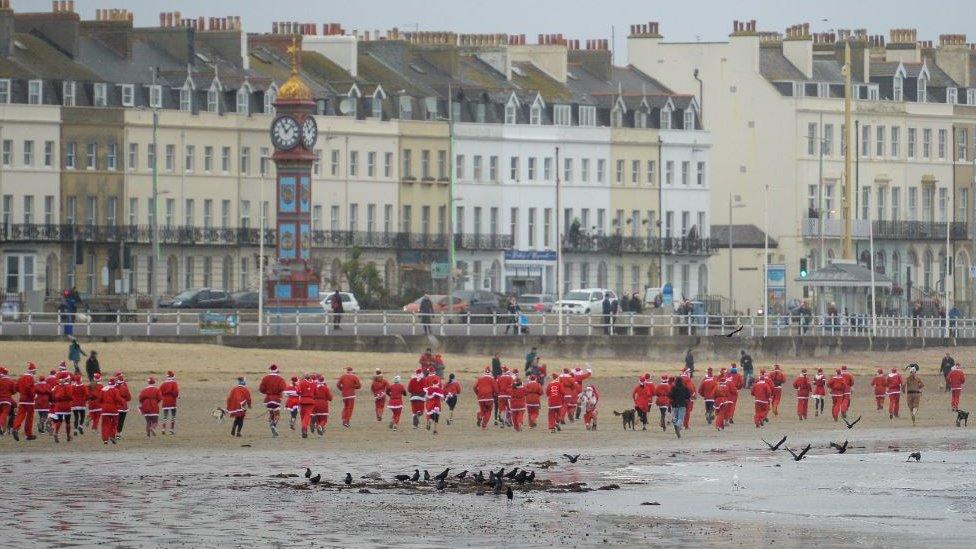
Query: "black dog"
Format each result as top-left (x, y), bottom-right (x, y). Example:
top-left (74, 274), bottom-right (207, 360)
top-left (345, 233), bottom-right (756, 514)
top-left (613, 409), bottom-right (636, 430)
top-left (956, 409), bottom-right (969, 427)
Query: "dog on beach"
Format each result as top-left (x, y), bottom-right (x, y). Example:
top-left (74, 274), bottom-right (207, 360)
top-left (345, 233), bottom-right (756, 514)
top-left (613, 409), bottom-right (636, 430)
top-left (211, 407), bottom-right (228, 422)
top-left (956, 409), bottom-right (969, 427)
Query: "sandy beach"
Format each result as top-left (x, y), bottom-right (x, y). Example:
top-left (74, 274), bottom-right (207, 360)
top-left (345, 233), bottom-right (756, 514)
top-left (1, 341), bottom-right (974, 547)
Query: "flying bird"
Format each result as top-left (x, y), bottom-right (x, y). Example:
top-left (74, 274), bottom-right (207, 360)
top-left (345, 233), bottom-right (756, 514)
top-left (785, 444), bottom-right (812, 462)
top-left (455, 470), bottom-right (468, 480)
top-left (829, 440), bottom-right (850, 454)
top-left (309, 474), bottom-right (321, 484)
top-left (563, 454), bottom-right (581, 463)
top-left (506, 486), bottom-right (514, 503)
top-left (436, 478), bottom-right (446, 491)
top-left (907, 451), bottom-right (922, 462)
top-left (434, 468), bottom-right (450, 481)
top-left (725, 325), bottom-right (744, 337)
top-left (843, 415), bottom-right (862, 429)
top-left (762, 435), bottom-right (787, 451)
top-left (304, 468), bottom-right (312, 478)
top-left (344, 473), bottom-right (353, 485)
top-left (411, 469), bottom-right (420, 482)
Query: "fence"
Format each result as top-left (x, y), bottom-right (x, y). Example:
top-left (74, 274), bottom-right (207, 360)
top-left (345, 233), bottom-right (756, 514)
top-left (0, 310), bottom-right (967, 339)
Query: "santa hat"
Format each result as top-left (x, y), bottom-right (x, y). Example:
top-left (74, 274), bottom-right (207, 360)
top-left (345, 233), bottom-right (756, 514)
top-left (58, 361), bottom-right (67, 371)
top-left (706, 367), bottom-right (713, 375)
top-left (26, 362), bottom-right (37, 373)
top-left (393, 375), bottom-right (401, 383)
top-left (528, 375), bottom-right (536, 382)
top-left (166, 371), bottom-right (175, 379)
top-left (93, 372), bottom-right (102, 381)
top-left (147, 377), bottom-right (157, 385)
top-left (891, 368), bottom-right (898, 373)
top-left (0, 366), bottom-right (7, 375)
top-left (268, 364), bottom-right (279, 373)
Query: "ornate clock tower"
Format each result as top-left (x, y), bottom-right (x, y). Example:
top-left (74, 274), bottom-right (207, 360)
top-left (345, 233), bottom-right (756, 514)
top-left (266, 39), bottom-right (320, 310)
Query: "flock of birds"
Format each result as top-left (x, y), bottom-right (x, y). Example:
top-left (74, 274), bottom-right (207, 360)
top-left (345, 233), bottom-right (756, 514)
top-left (759, 413), bottom-right (922, 463)
top-left (300, 453), bottom-right (584, 503)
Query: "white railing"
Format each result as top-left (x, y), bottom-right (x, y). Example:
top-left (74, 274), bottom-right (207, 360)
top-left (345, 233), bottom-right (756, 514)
top-left (0, 310), bottom-right (970, 339)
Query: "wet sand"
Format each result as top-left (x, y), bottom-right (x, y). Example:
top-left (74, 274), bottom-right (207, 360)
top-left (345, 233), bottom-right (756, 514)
top-left (1, 341), bottom-right (975, 546)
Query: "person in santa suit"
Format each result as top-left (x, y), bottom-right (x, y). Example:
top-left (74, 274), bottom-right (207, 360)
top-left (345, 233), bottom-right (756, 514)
top-left (903, 366), bottom-right (925, 426)
top-left (0, 367), bottom-right (15, 436)
top-left (792, 369), bottom-right (812, 420)
top-left (698, 368), bottom-right (718, 424)
top-left (886, 367), bottom-right (903, 419)
top-left (679, 370), bottom-right (696, 430)
top-left (727, 366), bottom-right (743, 424)
top-left (423, 374), bottom-right (444, 434)
top-left (11, 362), bottom-right (38, 441)
top-left (226, 377), bottom-right (252, 437)
top-left (311, 374), bottom-right (333, 435)
top-left (159, 371), bottom-right (180, 435)
top-left (768, 365), bottom-right (787, 416)
top-left (99, 377), bottom-right (125, 444)
top-left (750, 371), bottom-right (772, 428)
top-left (812, 368), bottom-right (827, 416)
top-left (443, 373), bottom-right (461, 425)
top-left (70, 374), bottom-right (88, 436)
top-left (713, 377), bottom-right (731, 430)
top-left (407, 369), bottom-right (426, 429)
top-left (386, 376), bottom-right (407, 430)
top-left (572, 366), bottom-right (593, 420)
top-left (559, 369), bottom-right (576, 423)
top-left (870, 368), bottom-right (887, 411)
top-left (87, 372), bottom-right (104, 431)
top-left (297, 373), bottom-right (316, 438)
top-left (827, 369), bottom-right (848, 421)
top-left (509, 378), bottom-right (527, 432)
top-left (370, 369), bottom-right (389, 422)
top-left (840, 365), bottom-right (855, 418)
top-left (947, 364), bottom-right (966, 412)
top-left (115, 372), bottom-right (132, 436)
top-left (579, 385), bottom-right (600, 431)
top-left (545, 373), bottom-right (564, 433)
top-left (473, 368), bottom-right (497, 430)
top-left (632, 376), bottom-right (651, 430)
top-left (138, 377), bottom-right (162, 437)
top-left (654, 375), bottom-right (672, 432)
top-left (495, 366), bottom-right (514, 428)
top-left (32, 371), bottom-right (52, 435)
top-left (50, 373), bottom-right (74, 443)
top-left (283, 376), bottom-right (299, 431)
top-left (523, 375), bottom-right (543, 428)
top-left (335, 367), bottom-right (361, 428)
top-left (258, 364), bottom-right (287, 437)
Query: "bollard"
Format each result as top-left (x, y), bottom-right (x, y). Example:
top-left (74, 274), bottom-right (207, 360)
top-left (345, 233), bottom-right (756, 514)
top-left (382, 311), bottom-right (388, 336)
top-left (27, 311), bottom-right (32, 336)
top-left (116, 310), bottom-right (121, 336)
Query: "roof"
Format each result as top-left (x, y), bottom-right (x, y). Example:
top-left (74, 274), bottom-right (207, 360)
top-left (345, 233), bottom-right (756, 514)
top-left (796, 261), bottom-right (892, 288)
top-left (0, 33), bottom-right (100, 80)
top-left (811, 59), bottom-right (844, 83)
top-left (870, 62), bottom-right (902, 78)
top-left (760, 48), bottom-right (806, 81)
top-left (511, 61), bottom-right (573, 102)
top-left (925, 61), bottom-right (959, 88)
top-left (709, 224), bottom-right (778, 248)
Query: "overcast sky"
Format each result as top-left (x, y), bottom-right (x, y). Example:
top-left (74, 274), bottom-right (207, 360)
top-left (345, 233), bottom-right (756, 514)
top-left (21, 0), bottom-right (976, 62)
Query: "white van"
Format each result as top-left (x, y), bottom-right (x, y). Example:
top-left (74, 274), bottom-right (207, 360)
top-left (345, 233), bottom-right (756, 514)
top-left (319, 291), bottom-right (361, 313)
top-left (555, 288), bottom-right (618, 315)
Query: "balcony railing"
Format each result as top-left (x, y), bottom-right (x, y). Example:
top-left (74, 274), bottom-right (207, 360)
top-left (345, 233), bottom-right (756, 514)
top-left (802, 218), bottom-right (871, 239)
top-left (562, 234), bottom-right (712, 256)
top-left (872, 220), bottom-right (967, 240)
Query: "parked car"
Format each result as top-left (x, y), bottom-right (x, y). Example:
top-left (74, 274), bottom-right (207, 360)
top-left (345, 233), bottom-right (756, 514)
top-left (454, 290), bottom-right (504, 321)
top-left (517, 293), bottom-right (555, 313)
top-left (159, 288), bottom-right (233, 309)
top-left (319, 291), bottom-right (361, 313)
top-left (403, 295), bottom-right (466, 314)
top-left (231, 291), bottom-right (260, 309)
top-left (555, 288), bottom-right (618, 315)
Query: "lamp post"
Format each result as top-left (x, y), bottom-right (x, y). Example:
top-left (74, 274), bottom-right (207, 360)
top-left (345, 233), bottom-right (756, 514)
top-left (763, 184), bottom-right (769, 336)
top-left (728, 193), bottom-right (745, 313)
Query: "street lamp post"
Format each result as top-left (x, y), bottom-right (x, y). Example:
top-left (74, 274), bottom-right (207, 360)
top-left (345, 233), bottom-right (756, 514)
top-left (447, 85), bottom-right (456, 322)
top-left (728, 193), bottom-right (745, 314)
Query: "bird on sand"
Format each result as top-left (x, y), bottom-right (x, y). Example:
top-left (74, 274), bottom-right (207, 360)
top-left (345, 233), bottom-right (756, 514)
top-left (436, 478), bottom-right (446, 491)
top-left (492, 475), bottom-right (503, 493)
top-left (504, 467), bottom-right (519, 479)
top-left (424, 470), bottom-right (431, 481)
top-left (526, 471), bottom-right (536, 483)
top-left (829, 440), bottom-right (850, 454)
top-left (506, 486), bottom-right (514, 503)
top-left (434, 468), bottom-right (450, 481)
top-left (514, 470), bottom-right (528, 484)
top-left (762, 436), bottom-right (787, 451)
top-left (344, 473), bottom-right (353, 485)
top-left (309, 474), bottom-right (321, 484)
top-left (906, 451), bottom-right (922, 462)
top-left (563, 454), bottom-right (581, 463)
top-left (304, 468), bottom-right (312, 478)
top-left (411, 469), bottom-right (420, 482)
top-left (455, 470), bottom-right (468, 480)
top-left (495, 467), bottom-right (505, 478)
top-left (394, 474), bottom-right (411, 482)
top-left (784, 444), bottom-right (812, 462)
top-left (473, 471), bottom-right (485, 483)
top-left (843, 415), bottom-right (862, 429)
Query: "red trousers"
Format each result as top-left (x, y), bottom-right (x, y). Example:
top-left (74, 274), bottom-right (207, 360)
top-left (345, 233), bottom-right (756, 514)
top-left (583, 410), bottom-right (596, 428)
top-left (510, 408), bottom-right (524, 431)
top-left (754, 402), bottom-right (769, 427)
top-left (340, 397), bottom-right (355, 425)
top-left (715, 402), bottom-right (731, 429)
top-left (548, 406), bottom-right (561, 430)
top-left (0, 402), bottom-right (11, 429)
top-left (410, 400), bottom-right (424, 416)
top-left (13, 404), bottom-right (34, 437)
top-left (527, 405), bottom-right (540, 427)
top-left (390, 406), bottom-right (402, 425)
top-left (874, 392), bottom-right (885, 410)
top-left (374, 398), bottom-right (386, 420)
top-left (951, 388), bottom-right (962, 411)
top-left (314, 413), bottom-right (329, 429)
top-left (299, 404), bottom-right (314, 431)
top-left (842, 393), bottom-right (851, 414)
top-left (684, 399), bottom-right (694, 429)
top-left (888, 393), bottom-right (900, 417)
top-left (90, 410), bottom-right (102, 429)
top-left (477, 400), bottom-right (493, 429)
top-left (771, 388), bottom-right (782, 414)
top-left (100, 414), bottom-right (118, 442)
top-left (561, 396), bottom-right (573, 421)
top-left (728, 398), bottom-right (738, 421)
top-left (497, 396), bottom-right (510, 417)
top-left (831, 395), bottom-right (844, 420)
top-left (796, 397), bottom-right (808, 419)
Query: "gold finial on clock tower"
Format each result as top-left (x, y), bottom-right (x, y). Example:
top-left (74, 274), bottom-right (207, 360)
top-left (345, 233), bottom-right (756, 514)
top-left (277, 35), bottom-right (312, 101)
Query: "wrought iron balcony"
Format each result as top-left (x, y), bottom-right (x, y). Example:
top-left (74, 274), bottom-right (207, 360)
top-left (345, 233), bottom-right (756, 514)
top-left (872, 221), bottom-right (968, 241)
top-left (561, 234), bottom-right (712, 256)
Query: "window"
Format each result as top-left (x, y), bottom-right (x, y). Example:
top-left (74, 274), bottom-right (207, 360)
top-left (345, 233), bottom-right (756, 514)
top-left (399, 96), bottom-right (412, 119)
top-left (490, 207), bottom-right (499, 236)
top-left (891, 187), bottom-right (900, 222)
top-left (260, 147), bottom-right (270, 176)
top-left (891, 126), bottom-right (900, 158)
top-left (384, 204), bottom-right (393, 235)
top-left (596, 159), bottom-right (605, 183)
top-left (366, 204), bottom-right (376, 233)
top-left (969, 89), bottom-right (976, 106)
top-left (349, 203), bottom-right (359, 231)
top-left (3, 140), bottom-right (14, 166)
top-left (28, 79), bottom-right (42, 104)
top-left (581, 158), bottom-right (590, 183)
top-left (823, 124), bottom-right (833, 155)
top-left (366, 151), bottom-right (376, 177)
top-left (636, 110), bottom-right (647, 128)
top-left (647, 160), bottom-right (656, 184)
top-left (544, 208), bottom-right (551, 247)
top-left (525, 157), bottom-right (534, 181)
top-left (437, 150), bottom-right (447, 179)
top-left (917, 77), bottom-right (927, 103)
top-left (665, 161), bottom-right (674, 185)
top-left (87, 142), bottom-right (98, 170)
top-left (121, 84), bottom-right (134, 107)
top-left (807, 123), bottom-right (817, 156)
top-left (489, 156), bottom-right (498, 181)
top-left (203, 146), bottom-right (213, 172)
top-left (877, 187), bottom-right (887, 221)
top-left (554, 105), bottom-right (571, 126)
top-left (475, 103), bottom-right (486, 123)
top-left (22, 196), bottom-right (33, 224)
top-left (220, 200), bottom-right (230, 228)
top-left (208, 84), bottom-right (220, 113)
top-left (402, 149), bottom-right (412, 178)
top-left (87, 196), bottom-right (99, 226)
top-left (542, 157), bottom-right (552, 181)
top-left (4, 254), bottom-right (35, 293)
top-left (894, 76), bottom-right (904, 102)
top-left (311, 204), bottom-right (321, 231)
top-left (681, 161), bottom-right (690, 185)
top-left (683, 108), bottom-right (694, 130)
top-left (184, 145), bottom-right (194, 173)
top-left (128, 143), bottom-right (139, 171)
top-left (563, 158), bottom-right (573, 183)
top-left (330, 149), bottom-right (340, 176)
top-left (129, 198), bottom-right (138, 226)
top-left (660, 108), bottom-right (672, 130)
top-left (149, 85), bottom-right (162, 109)
top-left (421, 150), bottom-right (430, 179)
top-left (960, 129), bottom-right (969, 162)
top-left (236, 88), bottom-right (249, 115)
top-left (203, 199), bottom-right (213, 228)
top-left (876, 126), bottom-right (885, 157)
top-left (384, 152), bottom-right (393, 177)
top-left (239, 257), bottom-right (248, 290)
top-left (401, 205), bottom-right (411, 233)
top-left (313, 149), bottom-right (321, 176)
top-left (938, 129), bottom-right (947, 160)
top-left (922, 187), bottom-right (934, 222)
top-left (0, 79), bottom-right (10, 103)
top-left (221, 146), bottom-right (231, 173)
top-left (610, 107), bottom-right (623, 128)
top-left (861, 187), bottom-right (871, 221)
top-left (510, 156), bottom-right (519, 181)
top-left (43, 141), bottom-right (54, 167)
top-left (510, 208), bottom-right (518, 247)
top-left (164, 198), bottom-right (174, 227)
top-left (107, 142), bottom-right (117, 170)
top-left (45, 195), bottom-right (54, 224)
top-left (90, 83), bottom-right (107, 107)
top-left (939, 188), bottom-right (948, 222)
top-left (923, 129), bottom-right (932, 159)
top-left (959, 188), bottom-right (968, 223)
top-left (65, 142), bottom-right (76, 169)
top-left (474, 155), bottom-right (483, 181)
top-left (579, 106), bottom-right (596, 127)
top-left (165, 144), bottom-right (175, 172)
top-left (505, 101), bottom-right (517, 124)
top-left (861, 124), bottom-right (870, 157)
top-left (371, 97), bottom-right (382, 119)
top-left (530, 104), bottom-right (542, 125)
top-left (908, 128), bottom-right (917, 159)
top-left (62, 81), bottom-right (75, 106)
top-left (614, 160), bottom-right (624, 184)
top-left (180, 85), bottom-right (192, 112)
top-left (65, 196), bottom-right (75, 225)
top-left (105, 197), bottom-right (117, 226)
top-left (948, 88), bottom-right (958, 105)
top-left (697, 162), bottom-right (706, 185)
top-left (528, 208), bottom-right (536, 246)
top-left (908, 187), bottom-right (917, 221)
top-left (824, 183), bottom-right (835, 217)
top-left (264, 86), bottom-right (276, 115)
top-left (868, 86), bottom-right (880, 101)
top-left (240, 147), bottom-right (250, 175)
top-left (240, 200), bottom-right (250, 228)
top-left (349, 150), bottom-right (358, 176)
top-left (23, 140), bottom-right (33, 166)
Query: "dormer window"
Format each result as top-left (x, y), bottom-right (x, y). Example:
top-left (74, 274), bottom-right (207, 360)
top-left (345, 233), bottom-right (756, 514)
top-left (917, 77), bottom-right (927, 103)
top-left (660, 107), bottom-right (672, 130)
top-left (207, 82), bottom-right (220, 113)
top-left (969, 89), bottom-right (976, 106)
top-left (554, 104), bottom-right (571, 126)
top-left (530, 103), bottom-right (542, 125)
top-left (868, 85), bottom-right (880, 101)
top-left (372, 96), bottom-right (383, 119)
top-left (683, 108), bottom-right (695, 130)
top-left (578, 105), bottom-right (596, 127)
top-left (504, 102), bottom-right (517, 124)
top-left (93, 83), bottom-right (107, 107)
top-left (947, 88), bottom-right (958, 105)
top-left (149, 85), bottom-right (163, 109)
top-left (400, 96), bottom-right (412, 119)
top-left (475, 102), bottom-right (485, 123)
top-left (893, 76), bottom-right (904, 101)
top-left (121, 84), bottom-right (134, 107)
top-left (236, 86), bottom-right (250, 116)
top-left (263, 85), bottom-right (276, 115)
top-left (62, 81), bottom-right (75, 106)
top-left (28, 79), bottom-right (43, 105)
top-left (610, 106), bottom-right (623, 128)
top-left (818, 83), bottom-right (829, 98)
top-left (793, 82), bottom-right (804, 97)
top-left (180, 84), bottom-right (193, 112)
top-left (635, 110), bottom-right (647, 129)
top-left (0, 79), bottom-right (10, 104)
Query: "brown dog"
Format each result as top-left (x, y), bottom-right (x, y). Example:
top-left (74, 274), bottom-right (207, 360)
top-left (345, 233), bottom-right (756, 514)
top-left (613, 409), bottom-right (636, 430)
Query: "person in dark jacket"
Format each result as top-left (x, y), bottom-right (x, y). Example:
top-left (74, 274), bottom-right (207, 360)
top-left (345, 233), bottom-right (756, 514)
top-left (740, 350), bottom-right (754, 387)
top-left (631, 292), bottom-right (643, 315)
top-left (504, 298), bottom-right (521, 335)
top-left (684, 349), bottom-right (695, 378)
top-left (940, 353), bottom-right (955, 392)
top-left (668, 378), bottom-right (692, 438)
top-left (329, 290), bottom-right (344, 330)
top-left (419, 294), bottom-right (434, 335)
top-left (68, 338), bottom-right (86, 375)
top-left (523, 347), bottom-right (537, 376)
top-left (602, 295), bottom-right (613, 335)
top-left (84, 350), bottom-right (101, 382)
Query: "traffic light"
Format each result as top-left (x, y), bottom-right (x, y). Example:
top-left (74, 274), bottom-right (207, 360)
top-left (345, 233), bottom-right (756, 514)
top-left (799, 258), bottom-right (808, 278)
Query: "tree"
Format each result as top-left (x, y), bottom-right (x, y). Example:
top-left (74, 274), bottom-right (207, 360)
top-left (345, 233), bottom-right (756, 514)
top-left (335, 248), bottom-right (388, 308)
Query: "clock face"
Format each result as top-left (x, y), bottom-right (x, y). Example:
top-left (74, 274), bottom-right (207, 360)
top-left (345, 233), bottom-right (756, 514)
top-left (302, 116), bottom-right (318, 150)
top-left (271, 115), bottom-right (300, 150)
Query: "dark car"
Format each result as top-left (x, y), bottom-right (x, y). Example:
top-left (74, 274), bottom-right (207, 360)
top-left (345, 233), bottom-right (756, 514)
top-left (231, 291), bottom-right (260, 309)
top-left (160, 288), bottom-right (233, 309)
top-left (517, 294), bottom-right (555, 313)
top-left (454, 290), bottom-right (504, 322)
